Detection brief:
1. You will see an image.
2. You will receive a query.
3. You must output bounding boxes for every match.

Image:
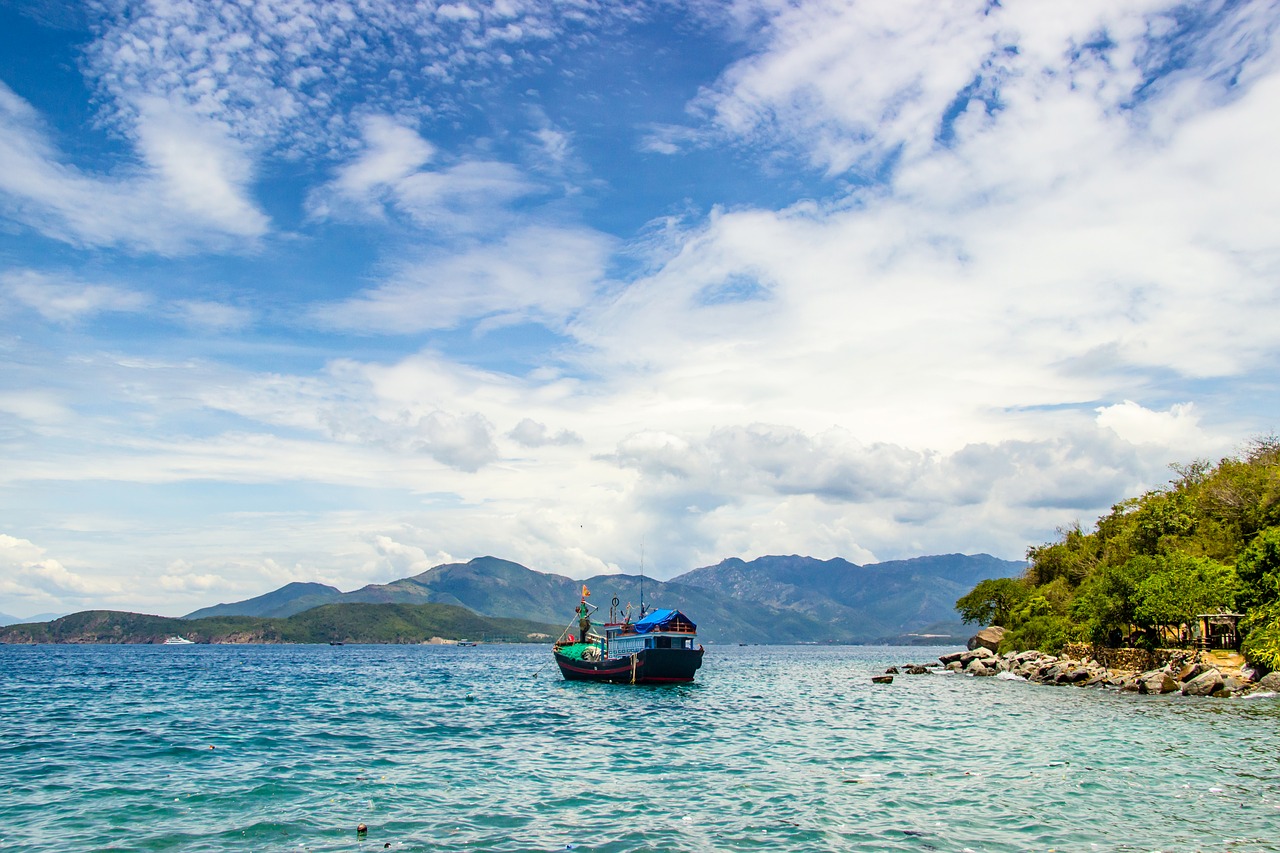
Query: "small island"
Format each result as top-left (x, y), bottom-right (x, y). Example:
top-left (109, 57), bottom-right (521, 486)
top-left (0, 602), bottom-right (559, 645)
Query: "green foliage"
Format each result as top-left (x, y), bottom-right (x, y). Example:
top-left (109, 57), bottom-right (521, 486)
top-left (955, 577), bottom-right (1029, 626)
top-left (1240, 604), bottom-right (1280, 670)
top-left (1236, 526), bottom-right (1280, 610)
top-left (1133, 554), bottom-right (1237, 628)
top-left (955, 438), bottom-right (1280, 666)
top-left (1002, 614), bottom-right (1073, 655)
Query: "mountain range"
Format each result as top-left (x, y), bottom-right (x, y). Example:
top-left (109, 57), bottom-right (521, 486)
top-left (0, 611), bottom-right (66, 627)
top-left (184, 553), bottom-right (1024, 644)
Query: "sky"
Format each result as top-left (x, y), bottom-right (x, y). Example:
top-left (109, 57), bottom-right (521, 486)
top-left (1, 0), bottom-right (1278, 619)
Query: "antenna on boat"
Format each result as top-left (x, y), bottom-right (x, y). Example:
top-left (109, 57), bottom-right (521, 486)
top-left (639, 541), bottom-right (647, 618)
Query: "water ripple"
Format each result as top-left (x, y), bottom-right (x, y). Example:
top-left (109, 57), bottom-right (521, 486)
top-left (2, 644), bottom-right (1279, 851)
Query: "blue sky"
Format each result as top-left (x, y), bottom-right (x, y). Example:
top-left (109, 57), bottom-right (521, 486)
top-left (2, 0), bottom-right (1278, 618)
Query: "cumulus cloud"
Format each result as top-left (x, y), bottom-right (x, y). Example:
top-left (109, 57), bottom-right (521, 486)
top-left (508, 418), bottom-right (583, 448)
top-left (1095, 401), bottom-right (1219, 453)
top-left (0, 534), bottom-right (121, 602)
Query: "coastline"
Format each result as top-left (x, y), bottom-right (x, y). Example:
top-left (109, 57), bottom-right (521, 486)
top-left (886, 645), bottom-right (1280, 697)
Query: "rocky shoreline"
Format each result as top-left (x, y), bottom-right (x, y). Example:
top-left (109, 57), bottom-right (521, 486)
top-left (882, 644), bottom-right (1280, 698)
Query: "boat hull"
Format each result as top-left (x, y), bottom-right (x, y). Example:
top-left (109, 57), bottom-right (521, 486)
top-left (554, 646), bottom-right (704, 684)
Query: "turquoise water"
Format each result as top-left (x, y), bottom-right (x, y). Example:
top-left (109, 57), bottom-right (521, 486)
top-left (2, 644), bottom-right (1278, 852)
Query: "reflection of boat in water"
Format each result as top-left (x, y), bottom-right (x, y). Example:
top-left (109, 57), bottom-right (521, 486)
top-left (553, 588), bottom-right (703, 684)
top-left (162, 636), bottom-right (194, 645)
top-left (456, 639), bottom-right (477, 647)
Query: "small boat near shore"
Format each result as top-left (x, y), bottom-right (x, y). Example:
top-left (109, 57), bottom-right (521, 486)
top-left (162, 636), bottom-right (194, 645)
top-left (456, 639), bottom-right (477, 647)
top-left (553, 590), bottom-right (704, 684)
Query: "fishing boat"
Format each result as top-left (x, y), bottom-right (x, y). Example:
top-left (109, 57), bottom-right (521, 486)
top-left (162, 636), bottom-right (195, 645)
top-left (456, 639), bottom-right (478, 647)
top-left (553, 589), bottom-right (704, 684)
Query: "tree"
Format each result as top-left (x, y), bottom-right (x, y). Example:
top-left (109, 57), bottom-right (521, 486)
top-left (1236, 526), bottom-right (1280, 610)
top-left (956, 578), bottom-right (1028, 626)
top-left (1133, 554), bottom-right (1237, 633)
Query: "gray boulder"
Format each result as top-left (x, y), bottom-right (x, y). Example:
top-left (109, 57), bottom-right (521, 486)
top-left (968, 626), bottom-right (1006, 652)
top-left (1180, 669), bottom-right (1224, 696)
top-left (965, 659), bottom-right (995, 676)
top-left (938, 651), bottom-right (967, 666)
top-left (1138, 671), bottom-right (1179, 694)
top-left (1057, 667), bottom-right (1092, 685)
top-left (1256, 671), bottom-right (1280, 692)
top-left (1175, 662), bottom-right (1204, 682)
top-left (959, 647), bottom-right (996, 667)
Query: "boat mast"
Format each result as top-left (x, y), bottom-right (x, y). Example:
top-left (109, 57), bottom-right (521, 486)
top-left (639, 542), bottom-right (647, 618)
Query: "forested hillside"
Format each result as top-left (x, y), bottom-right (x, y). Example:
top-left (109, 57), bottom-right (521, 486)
top-left (956, 437), bottom-right (1280, 668)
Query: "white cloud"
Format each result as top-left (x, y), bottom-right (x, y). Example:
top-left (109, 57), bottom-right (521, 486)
top-left (0, 533), bottom-right (122, 602)
top-left (308, 116), bottom-right (540, 235)
top-left (1095, 401), bottom-right (1217, 452)
top-left (509, 418), bottom-right (583, 448)
top-left (3, 269), bottom-right (149, 323)
top-left (84, 0), bottom-right (640, 155)
top-left (0, 84), bottom-right (269, 253)
top-left (314, 224), bottom-right (614, 332)
top-left (168, 300), bottom-right (254, 333)
top-left (0, 391), bottom-right (73, 425)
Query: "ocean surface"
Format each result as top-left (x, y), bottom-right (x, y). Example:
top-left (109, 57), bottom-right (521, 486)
top-left (2, 644), bottom-right (1278, 852)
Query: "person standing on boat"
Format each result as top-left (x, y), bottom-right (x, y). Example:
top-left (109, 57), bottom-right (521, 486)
top-left (577, 586), bottom-right (591, 643)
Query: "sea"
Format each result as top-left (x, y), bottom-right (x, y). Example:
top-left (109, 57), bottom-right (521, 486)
top-left (2, 644), bottom-right (1278, 853)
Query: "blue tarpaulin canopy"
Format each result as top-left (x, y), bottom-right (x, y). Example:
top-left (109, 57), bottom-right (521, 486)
top-left (633, 609), bottom-right (696, 634)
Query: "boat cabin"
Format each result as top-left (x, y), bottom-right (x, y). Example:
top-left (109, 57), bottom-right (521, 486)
top-left (603, 609), bottom-right (697, 658)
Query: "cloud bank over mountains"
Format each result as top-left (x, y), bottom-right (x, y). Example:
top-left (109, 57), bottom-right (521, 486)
top-left (0, 0), bottom-right (1276, 616)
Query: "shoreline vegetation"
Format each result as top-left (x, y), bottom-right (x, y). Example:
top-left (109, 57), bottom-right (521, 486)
top-left (951, 435), bottom-right (1280, 686)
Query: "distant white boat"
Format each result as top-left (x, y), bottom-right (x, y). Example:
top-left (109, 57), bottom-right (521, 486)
top-left (456, 639), bottom-right (478, 647)
top-left (163, 636), bottom-right (195, 645)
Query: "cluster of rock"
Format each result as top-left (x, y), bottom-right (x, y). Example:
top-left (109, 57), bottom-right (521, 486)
top-left (877, 645), bottom-right (1280, 699)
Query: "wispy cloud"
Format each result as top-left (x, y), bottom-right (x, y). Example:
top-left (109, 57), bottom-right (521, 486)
top-left (314, 224), bottom-right (614, 333)
top-left (3, 269), bottom-right (149, 323)
top-left (0, 84), bottom-right (269, 252)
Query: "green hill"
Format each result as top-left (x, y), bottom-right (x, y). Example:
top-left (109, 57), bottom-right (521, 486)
top-left (184, 581), bottom-right (343, 620)
top-left (0, 603), bottom-right (560, 645)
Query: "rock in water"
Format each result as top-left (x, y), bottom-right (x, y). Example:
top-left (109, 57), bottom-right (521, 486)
top-left (1138, 671), bottom-right (1179, 694)
top-left (1256, 671), bottom-right (1280, 692)
top-left (872, 675), bottom-right (893, 684)
top-left (967, 626), bottom-right (1005, 652)
top-left (1181, 669), bottom-right (1224, 696)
